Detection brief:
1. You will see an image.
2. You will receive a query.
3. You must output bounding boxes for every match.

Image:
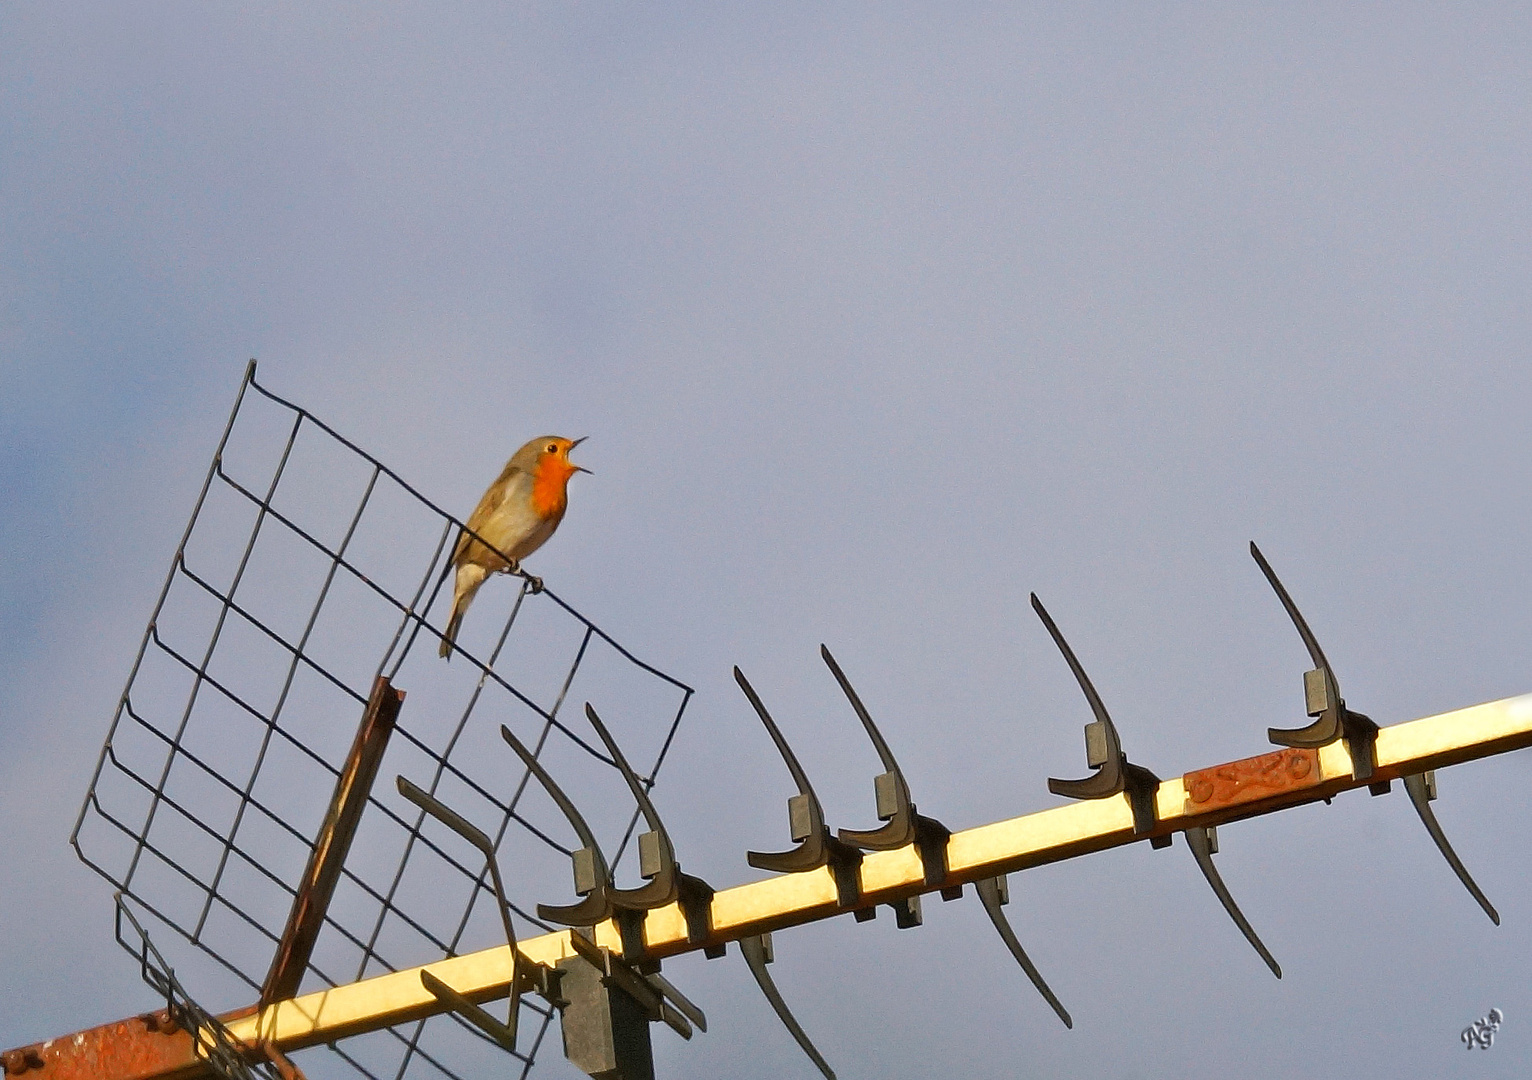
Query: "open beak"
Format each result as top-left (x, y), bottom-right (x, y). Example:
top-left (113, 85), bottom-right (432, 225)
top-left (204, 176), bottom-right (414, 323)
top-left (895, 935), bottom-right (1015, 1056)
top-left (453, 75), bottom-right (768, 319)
top-left (569, 437), bottom-right (592, 474)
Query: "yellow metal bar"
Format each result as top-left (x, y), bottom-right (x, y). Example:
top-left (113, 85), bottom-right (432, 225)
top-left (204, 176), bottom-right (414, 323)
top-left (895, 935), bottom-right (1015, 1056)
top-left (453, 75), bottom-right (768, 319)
top-left (228, 692), bottom-right (1532, 1052)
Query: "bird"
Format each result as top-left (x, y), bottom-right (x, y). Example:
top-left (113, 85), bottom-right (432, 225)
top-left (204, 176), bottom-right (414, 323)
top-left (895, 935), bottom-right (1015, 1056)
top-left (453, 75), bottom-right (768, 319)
top-left (438, 435), bottom-right (589, 659)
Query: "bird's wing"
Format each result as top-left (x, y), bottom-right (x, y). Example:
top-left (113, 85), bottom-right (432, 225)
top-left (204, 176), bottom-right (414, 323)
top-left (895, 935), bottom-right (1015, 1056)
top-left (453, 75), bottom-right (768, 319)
top-left (451, 462), bottom-right (526, 565)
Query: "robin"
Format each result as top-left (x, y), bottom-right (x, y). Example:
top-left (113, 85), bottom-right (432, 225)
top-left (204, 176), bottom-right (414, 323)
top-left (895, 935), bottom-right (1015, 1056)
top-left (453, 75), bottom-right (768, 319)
top-left (438, 435), bottom-right (589, 658)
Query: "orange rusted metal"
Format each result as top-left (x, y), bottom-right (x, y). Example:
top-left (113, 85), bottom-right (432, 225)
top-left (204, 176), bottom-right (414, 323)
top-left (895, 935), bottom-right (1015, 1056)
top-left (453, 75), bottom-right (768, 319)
top-left (260, 676), bottom-right (403, 1007)
top-left (1, 1011), bottom-right (210, 1080)
top-left (0, 1009), bottom-right (305, 1080)
top-left (1182, 747), bottom-right (1322, 812)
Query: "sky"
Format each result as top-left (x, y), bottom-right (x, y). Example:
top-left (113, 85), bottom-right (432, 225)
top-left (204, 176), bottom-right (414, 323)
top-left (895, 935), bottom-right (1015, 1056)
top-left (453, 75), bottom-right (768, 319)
top-left (3, 3), bottom-right (1532, 1078)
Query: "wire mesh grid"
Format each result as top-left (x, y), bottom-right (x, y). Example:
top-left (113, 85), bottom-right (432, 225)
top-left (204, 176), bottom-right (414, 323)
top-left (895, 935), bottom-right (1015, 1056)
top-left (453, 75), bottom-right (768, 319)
top-left (72, 362), bottom-right (695, 1080)
top-left (115, 895), bottom-right (289, 1080)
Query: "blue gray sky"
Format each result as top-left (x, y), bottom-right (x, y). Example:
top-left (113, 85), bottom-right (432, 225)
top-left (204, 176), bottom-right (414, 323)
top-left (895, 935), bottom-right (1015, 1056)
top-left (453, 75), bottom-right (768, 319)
top-left (4, 4), bottom-right (1531, 1078)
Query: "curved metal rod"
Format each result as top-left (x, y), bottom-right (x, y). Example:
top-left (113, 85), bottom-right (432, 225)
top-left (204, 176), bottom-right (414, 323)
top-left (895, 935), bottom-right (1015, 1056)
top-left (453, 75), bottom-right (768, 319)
top-left (737, 667), bottom-right (820, 807)
top-left (584, 703), bottom-right (679, 909)
top-left (736, 666), bottom-right (867, 902)
top-left (822, 645), bottom-right (919, 851)
top-left (1403, 773), bottom-right (1499, 925)
top-left (740, 935), bottom-right (836, 1080)
top-left (1033, 594), bottom-right (1126, 800)
top-left (1249, 542), bottom-right (1334, 678)
top-left (820, 645), bottom-right (906, 784)
top-left (584, 703), bottom-right (667, 841)
top-left (1030, 593), bottom-right (1115, 729)
top-left (1249, 542), bottom-right (1342, 746)
top-left (499, 725), bottom-right (614, 926)
top-left (738, 667), bottom-right (824, 863)
top-left (974, 876), bottom-right (1072, 1029)
top-left (500, 725), bottom-right (605, 858)
top-left (396, 776), bottom-right (523, 1045)
top-left (1182, 826), bottom-right (1281, 978)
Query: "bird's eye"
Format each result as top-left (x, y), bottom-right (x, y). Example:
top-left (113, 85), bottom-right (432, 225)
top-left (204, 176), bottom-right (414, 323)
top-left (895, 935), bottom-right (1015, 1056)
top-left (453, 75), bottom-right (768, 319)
top-left (546, 442), bottom-right (558, 454)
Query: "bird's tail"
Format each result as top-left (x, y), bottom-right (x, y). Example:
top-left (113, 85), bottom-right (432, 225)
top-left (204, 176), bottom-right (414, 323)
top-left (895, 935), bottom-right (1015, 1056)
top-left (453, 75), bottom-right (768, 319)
top-left (439, 601), bottom-right (466, 659)
top-left (438, 562), bottom-right (488, 660)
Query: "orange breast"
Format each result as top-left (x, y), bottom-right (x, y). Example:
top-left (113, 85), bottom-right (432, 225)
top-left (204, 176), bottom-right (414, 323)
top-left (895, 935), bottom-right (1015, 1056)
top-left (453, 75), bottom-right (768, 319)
top-left (530, 461), bottom-right (571, 520)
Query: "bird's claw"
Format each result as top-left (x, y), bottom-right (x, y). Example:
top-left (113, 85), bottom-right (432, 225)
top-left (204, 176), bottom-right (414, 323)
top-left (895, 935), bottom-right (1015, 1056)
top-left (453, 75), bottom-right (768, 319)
top-left (504, 559), bottom-right (543, 593)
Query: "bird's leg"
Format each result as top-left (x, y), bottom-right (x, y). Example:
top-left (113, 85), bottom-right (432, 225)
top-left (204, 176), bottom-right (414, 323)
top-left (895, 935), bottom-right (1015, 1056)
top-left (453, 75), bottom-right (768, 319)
top-left (506, 559), bottom-right (544, 594)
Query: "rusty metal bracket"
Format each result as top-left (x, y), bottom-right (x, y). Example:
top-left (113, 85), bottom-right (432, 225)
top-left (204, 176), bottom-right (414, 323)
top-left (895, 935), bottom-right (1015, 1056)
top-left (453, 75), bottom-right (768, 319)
top-left (1402, 771), bottom-right (1499, 924)
top-left (735, 667), bottom-right (864, 908)
top-left (739, 934), bottom-right (836, 1080)
top-left (261, 676), bottom-right (403, 1007)
top-left (395, 777), bottom-right (558, 1051)
top-left (1033, 594), bottom-right (1167, 845)
top-left (1249, 542), bottom-right (1379, 781)
top-left (821, 645), bottom-right (952, 889)
top-left (113, 895), bottom-right (271, 1080)
top-left (498, 724), bottom-right (616, 928)
top-left (584, 703), bottom-right (716, 950)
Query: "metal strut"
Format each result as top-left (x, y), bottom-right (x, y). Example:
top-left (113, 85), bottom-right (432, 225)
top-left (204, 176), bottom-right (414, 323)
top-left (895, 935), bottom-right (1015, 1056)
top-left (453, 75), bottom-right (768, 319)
top-left (1402, 771), bottom-right (1499, 924)
top-left (1251, 543), bottom-right (1497, 921)
top-left (1181, 826), bottom-right (1281, 978)
top-left (583, 703), bottom-right (716, 950)
top-left (736, 666), bottom-right (863, 906)
top-left (1249, 542), bottom-right (1380, 780)
top-left (821, 644), bottom-right (1071, 1021)
top-left (739, 934), bottom-right (837, 1080)
top-left (1034, 593), bottom-right (1282, 977)
top-left (821, 645), bottom-right (952, 891)
top-left (973, 876), bottom-right (1073, 1029)
top-left (729, 667), bottom-right (861, 1074)
top-left (1033, 594), bottom-right (1165, 842)
top-left (499, 724), bottom-right (615, 928)
top-left (394, 776), bottom-right (557, 1051)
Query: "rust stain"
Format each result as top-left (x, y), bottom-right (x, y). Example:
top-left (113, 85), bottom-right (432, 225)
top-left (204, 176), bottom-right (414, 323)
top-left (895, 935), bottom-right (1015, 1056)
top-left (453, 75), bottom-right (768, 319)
top-left (262, 676), bottom-right (403, 1007)
top-left (2, 1012), bottom-right (211, 1080)
top-left (1182, 747), bottom-right (1322, 811)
